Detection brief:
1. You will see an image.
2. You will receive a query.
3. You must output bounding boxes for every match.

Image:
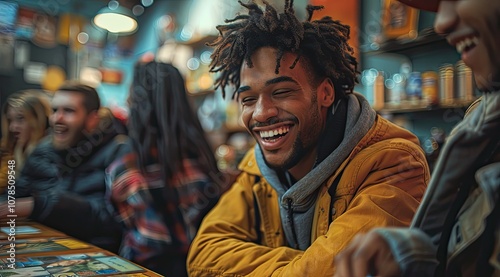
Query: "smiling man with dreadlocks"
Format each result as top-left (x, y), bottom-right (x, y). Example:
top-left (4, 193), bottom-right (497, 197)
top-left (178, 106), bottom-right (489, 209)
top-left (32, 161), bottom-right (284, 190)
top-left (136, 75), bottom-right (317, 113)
top-left (187, 1), bottom-right (429, 276)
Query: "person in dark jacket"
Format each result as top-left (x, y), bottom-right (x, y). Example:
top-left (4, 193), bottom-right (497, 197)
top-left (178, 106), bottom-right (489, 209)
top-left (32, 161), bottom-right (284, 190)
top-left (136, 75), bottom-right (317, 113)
top-left (0, 82), bottom-right (131, 253)
top-left (334, 0), bottom-right (500, 276)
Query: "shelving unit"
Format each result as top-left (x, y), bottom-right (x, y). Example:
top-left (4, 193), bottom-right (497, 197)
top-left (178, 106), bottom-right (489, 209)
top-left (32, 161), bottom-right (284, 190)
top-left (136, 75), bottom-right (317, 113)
top-left (358, 1), bottom-right (469, 171)
top-left (362, 28), bottom-right (453, 56)
top-left (377, 100), bottom-right (475, 114)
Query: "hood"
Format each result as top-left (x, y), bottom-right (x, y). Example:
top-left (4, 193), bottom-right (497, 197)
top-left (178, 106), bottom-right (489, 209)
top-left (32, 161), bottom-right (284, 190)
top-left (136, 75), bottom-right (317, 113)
top-left (254, 92), bottom-right (376, 249)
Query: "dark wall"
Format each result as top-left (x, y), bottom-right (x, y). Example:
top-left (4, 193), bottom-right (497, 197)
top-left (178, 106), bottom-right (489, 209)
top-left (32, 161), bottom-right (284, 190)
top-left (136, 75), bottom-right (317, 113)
top-left (0, 39), bottom-right (68, 110)
top-left (0, 40), bottom-right (68, 139)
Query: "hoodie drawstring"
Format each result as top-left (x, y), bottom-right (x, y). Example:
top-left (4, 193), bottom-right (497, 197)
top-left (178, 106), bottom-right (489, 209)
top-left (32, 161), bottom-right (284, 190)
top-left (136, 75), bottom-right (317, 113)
top-left (287, 198), bottom-right (299, 249)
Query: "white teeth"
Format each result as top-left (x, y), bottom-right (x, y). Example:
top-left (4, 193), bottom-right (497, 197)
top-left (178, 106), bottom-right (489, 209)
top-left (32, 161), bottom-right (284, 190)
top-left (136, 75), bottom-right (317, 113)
top-left (53, 126), bottom-right (68, 134)
top-left (260, 126), bottom-right (290, 139)
top-left (456, 36), bottom-right (478, 53)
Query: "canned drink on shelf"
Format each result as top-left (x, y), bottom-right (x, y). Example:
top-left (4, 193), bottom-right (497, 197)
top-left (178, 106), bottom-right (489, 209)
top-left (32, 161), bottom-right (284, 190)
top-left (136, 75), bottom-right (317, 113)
top-left (406, 72), bottom-right (422, 104)
top-left (422, 71), bottom-right (439, 106)
top-left (456, 60), bottom-right (474, 102)
top-left (387, 73), bottom-right (405, 105)
top-left (439, 64), bottom-right (454, 105)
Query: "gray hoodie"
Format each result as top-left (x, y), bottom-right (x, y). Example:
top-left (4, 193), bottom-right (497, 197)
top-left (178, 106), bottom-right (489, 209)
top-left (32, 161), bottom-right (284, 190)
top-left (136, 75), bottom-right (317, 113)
top-left (255, 92), bottom-right (376, 250)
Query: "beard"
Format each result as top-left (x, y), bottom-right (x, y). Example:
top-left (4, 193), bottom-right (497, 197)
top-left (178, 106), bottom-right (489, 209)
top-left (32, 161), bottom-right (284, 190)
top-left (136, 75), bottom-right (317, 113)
top-left (263, 135), bottom-right (311, 171)
top-left (52, 132), bottom-right (85, 150)
top-left (262, 93), bottom-right (323, 171)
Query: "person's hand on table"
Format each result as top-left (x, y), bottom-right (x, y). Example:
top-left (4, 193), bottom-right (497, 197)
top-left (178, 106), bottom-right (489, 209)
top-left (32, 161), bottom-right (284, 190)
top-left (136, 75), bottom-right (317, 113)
top-left (334, 231), bottom-right (401, 277)
top-left (0, 197), bottom-right (34, 221)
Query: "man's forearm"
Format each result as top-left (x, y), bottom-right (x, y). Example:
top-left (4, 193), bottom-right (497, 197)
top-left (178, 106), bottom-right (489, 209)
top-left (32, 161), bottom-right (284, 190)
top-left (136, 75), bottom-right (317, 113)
top-left (0, 196), bottom-right (34, 220)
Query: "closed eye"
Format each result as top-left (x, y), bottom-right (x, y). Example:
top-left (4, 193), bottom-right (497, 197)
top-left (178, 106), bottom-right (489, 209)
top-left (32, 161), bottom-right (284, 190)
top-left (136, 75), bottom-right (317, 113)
top-left (240, 96), bottom-right (257, 106)
top-left (273, 89), bottom-right (294, 96)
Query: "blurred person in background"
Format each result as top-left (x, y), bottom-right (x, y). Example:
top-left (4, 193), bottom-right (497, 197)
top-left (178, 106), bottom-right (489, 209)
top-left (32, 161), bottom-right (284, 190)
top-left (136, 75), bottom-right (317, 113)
top-left (0, 90), bottom-right (51, 194)
top-left (106, 61), bottom-right (225, 277)
top-left (186, 0), bottom-right (430, 276)
top-left (0, 82), bottom-right (131, 253)
top-left (334, 0), bottom-right (500, 276)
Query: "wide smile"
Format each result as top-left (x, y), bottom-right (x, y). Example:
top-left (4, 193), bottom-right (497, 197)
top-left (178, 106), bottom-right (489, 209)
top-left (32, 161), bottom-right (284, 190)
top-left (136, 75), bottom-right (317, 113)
top-left (53, 125), bottom-right (69, 139)
top-left (254, 124), bottom-right (293, 150)
top-left (448, 31), bottom-right (480, 65)
top-left (455, 36), bottom-right (479, 54)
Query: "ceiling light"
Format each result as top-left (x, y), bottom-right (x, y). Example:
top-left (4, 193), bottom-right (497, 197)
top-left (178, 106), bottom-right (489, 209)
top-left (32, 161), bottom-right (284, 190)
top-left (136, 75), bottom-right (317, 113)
top-left (93, 6), bottom-right (138, 34)
top-left (141, 0), bottom-right (154, 7)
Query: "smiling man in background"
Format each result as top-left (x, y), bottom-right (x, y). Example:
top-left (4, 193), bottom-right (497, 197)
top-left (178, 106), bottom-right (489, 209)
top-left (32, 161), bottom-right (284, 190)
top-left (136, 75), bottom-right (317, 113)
top-left (186, 1), bottom-right (430, 276)
top-left (1, 82), bottom-right (131, 253)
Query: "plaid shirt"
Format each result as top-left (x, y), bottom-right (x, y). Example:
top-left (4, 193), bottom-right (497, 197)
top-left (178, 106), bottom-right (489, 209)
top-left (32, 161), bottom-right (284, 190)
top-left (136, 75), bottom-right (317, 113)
top-left (106, 152), bottom-right (219, 274)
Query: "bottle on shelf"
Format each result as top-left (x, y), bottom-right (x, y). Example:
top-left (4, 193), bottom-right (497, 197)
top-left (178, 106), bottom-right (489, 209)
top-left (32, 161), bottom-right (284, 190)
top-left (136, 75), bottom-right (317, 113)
top-left (422, 71), bottom-right (439, 107)
top-left (386, 73), bottom-right (406, 106)
top-left (439, 64), bottom-right (455, 105)
top-left (456, 60), bottom-right (474, 102)
top-left (406, 71), bottom-right (422, 105)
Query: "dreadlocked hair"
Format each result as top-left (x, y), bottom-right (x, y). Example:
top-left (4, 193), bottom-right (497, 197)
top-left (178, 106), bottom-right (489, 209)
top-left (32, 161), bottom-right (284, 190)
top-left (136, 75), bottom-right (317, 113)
top-left (128, 62), bottom-right (219, 181)
top-left (209, 0), bottom-right (358, 99)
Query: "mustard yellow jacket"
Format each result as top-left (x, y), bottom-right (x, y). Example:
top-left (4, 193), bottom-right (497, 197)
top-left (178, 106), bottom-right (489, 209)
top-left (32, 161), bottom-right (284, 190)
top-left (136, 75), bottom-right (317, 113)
top-left (188, 115), bottom-right (430, 276)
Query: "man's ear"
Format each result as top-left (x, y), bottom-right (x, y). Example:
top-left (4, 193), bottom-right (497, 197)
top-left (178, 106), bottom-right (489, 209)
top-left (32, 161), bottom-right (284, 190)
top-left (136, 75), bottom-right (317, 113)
top-left (318, 78), bottom-right (335, 108)
top-left (85, 109), bottom-right (100, 131)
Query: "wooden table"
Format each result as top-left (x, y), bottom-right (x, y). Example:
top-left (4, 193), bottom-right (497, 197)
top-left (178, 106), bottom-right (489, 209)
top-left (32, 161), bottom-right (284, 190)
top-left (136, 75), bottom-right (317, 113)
top-left (0, 220), bottom-right (163, 276)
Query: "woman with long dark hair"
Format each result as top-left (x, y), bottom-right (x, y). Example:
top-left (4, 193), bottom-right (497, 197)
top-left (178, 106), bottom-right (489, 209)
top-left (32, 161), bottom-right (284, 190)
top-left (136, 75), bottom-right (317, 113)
top-left (106, 62), bottom-right (224, 277)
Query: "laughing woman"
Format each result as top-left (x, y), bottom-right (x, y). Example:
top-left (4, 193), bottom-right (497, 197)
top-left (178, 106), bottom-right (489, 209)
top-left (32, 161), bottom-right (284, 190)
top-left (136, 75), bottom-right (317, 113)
top-left (0, 90), bottom-right (51, 194)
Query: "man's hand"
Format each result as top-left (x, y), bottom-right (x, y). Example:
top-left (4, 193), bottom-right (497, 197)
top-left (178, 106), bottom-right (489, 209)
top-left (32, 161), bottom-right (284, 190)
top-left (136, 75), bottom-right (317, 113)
top-left (0, 197), bottom-right (34, 220)
top-left (334, 231), bottom-right (402, 277)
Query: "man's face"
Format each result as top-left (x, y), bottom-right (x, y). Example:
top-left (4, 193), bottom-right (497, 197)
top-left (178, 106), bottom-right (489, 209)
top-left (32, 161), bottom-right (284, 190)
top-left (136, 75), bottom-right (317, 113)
top-left (238, 47), bottom-right (334, 179)
top-left (49, 92), bottom-right (89, 150)
top-left (435, 0), bottom-right (500, 90)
